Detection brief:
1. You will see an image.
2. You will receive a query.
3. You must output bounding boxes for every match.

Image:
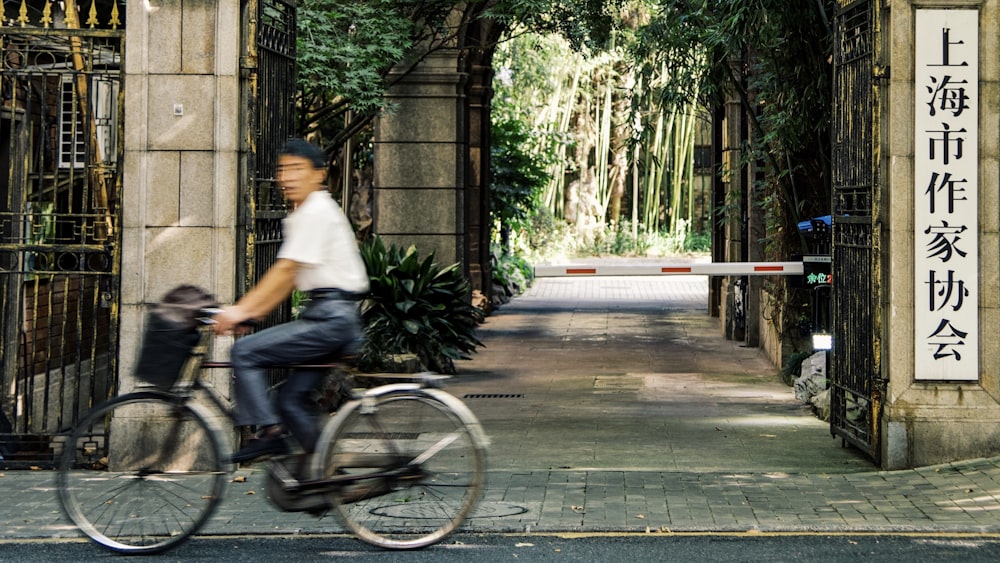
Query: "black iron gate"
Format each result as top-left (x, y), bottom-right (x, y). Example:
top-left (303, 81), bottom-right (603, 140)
top-left (830, 0), bottom-right (884, 463)
top-left (240, 0), bottom-right (296, 323)
top-left (0, 15), bottom-right (125, 467)
top-left (239, 0), bottom-right (297, 404)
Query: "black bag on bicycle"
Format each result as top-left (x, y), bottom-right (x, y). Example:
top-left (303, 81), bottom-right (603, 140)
top-left (135, 285), bottom-right (217, 389)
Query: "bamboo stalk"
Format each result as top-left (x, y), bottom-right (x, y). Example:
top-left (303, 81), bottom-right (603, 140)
top-left (676, 109), bottom-right (695, 234)
top-left (659, 111), bottom-right (676, 233)
top-left (642, 111), bottom-right (662, 230)
top-left (596, 72), bottom-right (613, 221)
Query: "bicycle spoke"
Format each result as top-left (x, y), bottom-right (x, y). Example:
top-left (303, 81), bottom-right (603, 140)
top-left (408, 430), bottom-right (462, 465)
top-left (58, 393), bottom-right (225, 554)
top-left (314, 389), bottom-right (486, 549)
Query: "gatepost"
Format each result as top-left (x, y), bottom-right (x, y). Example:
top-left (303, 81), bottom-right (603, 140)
top-left (373, 50), bottom-right (468, 268)
top-left (117, 0), bottom-right (243, 451)
top-left (881, 1), bottom-right (1000, 468)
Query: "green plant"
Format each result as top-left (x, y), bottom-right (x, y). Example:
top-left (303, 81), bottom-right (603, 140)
top-left (683, 230), bottom-right (711, 253)
top-left (290, 290), bottom-right (308, 319)
top-left (492, 249), bottom-right (534, 297)
top-left (585, 221), bottom-right (651, 256)
top-left (359, 237), bottom-right (483, 375)
top-left (526, 207), bottom-right (561, 251)
top-left (490, 114), bottom-right (551, 253)
top-left (781, 349), bottom-right (814, 386)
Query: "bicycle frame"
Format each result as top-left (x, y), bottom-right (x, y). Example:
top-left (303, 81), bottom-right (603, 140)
top-left (166, 319), bottom-right (451, 495)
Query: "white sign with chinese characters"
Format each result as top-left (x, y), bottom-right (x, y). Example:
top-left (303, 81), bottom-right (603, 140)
top-left (914, 9), bottom-right (978, 381)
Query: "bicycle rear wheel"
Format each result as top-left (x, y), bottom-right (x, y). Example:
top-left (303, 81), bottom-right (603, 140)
top-left (56, 391), bottom-right (227, 554)
top-left (312, 386), bottom-right (487, 549)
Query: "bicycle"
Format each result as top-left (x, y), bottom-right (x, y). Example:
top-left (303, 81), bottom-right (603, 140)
top-left (55, 308), bottom-right (489, 555)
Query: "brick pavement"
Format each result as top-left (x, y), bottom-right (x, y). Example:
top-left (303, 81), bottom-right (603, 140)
top-left (6, 458), bottom-right (1000, 539)
top-left (5, 261), bottom-right (1000, 542)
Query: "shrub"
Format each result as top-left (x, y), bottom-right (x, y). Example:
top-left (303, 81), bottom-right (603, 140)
top-left (359, 237), bottom-right (484, 375)
top-left (491, 116), bottom-right (549, 252)
top-left (492, 249), bottom-right (534, 301)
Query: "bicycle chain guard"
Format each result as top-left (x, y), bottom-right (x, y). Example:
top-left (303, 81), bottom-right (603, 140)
top-left (264, 458), bottom-right (332, 514)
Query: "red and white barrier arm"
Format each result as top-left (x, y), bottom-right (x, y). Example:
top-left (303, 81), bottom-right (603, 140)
top-left (533, 262), bottom-right (805, 277)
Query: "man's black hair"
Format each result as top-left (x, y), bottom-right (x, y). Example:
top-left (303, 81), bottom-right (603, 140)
top-left (279, 138), bottom-right (326, 170)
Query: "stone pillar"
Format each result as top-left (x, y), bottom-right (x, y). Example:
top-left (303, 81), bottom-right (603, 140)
top-left (373, 50), bottom-right (468, 267)
top-left (463, 54), bottom-right (494, 295)
top-left (881, 0), bottom-right (1000, 468)
top-left (119, 0), bottom-right (241, 395)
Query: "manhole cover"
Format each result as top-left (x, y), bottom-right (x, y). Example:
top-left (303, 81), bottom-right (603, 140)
top-left (341, 432), bottom-right (420, 440)
top-left (593, 376), bottom-right (642, 390)
top-left (370, 501), bottom-right (528, 519)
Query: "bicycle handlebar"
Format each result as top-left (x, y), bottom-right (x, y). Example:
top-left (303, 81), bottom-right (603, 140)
top-left (197, 307), bottom-right (258, 328)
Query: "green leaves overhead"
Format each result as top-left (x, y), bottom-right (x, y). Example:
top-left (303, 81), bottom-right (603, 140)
top-left (632, 0), bottom-right (836, 253)
top-left (297, 1), bottom-right (624, 143)
top-left (297, 0), bottom-right (449, 119)
top-left (484, 0), bottom-right (623, 49)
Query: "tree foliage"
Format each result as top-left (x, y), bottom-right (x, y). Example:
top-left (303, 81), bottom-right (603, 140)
top-left (296, 0), bottom-right (621, 159)
top-left (296, 0), bottom-right (837, 261)
top-left (491, 2), bottom-right (711, 246)
top-left (490, 109), bottom-right (551, 251)
top-left (483, 0), bottom-right (623, 49)
top-left (296, 0), bottom-right (458, 153)
top-left (633, 0), bottom-right (836, 254)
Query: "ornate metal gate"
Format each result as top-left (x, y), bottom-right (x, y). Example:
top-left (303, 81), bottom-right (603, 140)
top-left (0, 9), bottom-right (124, 466)
top-left (239, 0), bottom-right (297, 401)
top-left (240, 0), bottom-right (296, 323)
top-left (830, 0), bottom-right (884, 462)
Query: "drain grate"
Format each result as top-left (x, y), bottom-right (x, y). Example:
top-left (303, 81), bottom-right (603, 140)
top-left (463, 393), bottom-right (524, 399)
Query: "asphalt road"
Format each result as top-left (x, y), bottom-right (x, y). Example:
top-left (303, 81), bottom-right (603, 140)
top-left (4, 533), bottom-right (1000, 562)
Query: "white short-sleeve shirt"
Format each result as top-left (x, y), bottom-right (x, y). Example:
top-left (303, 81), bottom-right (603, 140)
top-left (277, 190), bottom-right (369, 293)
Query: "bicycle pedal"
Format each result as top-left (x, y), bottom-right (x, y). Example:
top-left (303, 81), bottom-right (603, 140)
top-left (267, 460), bottom-right (301, 491)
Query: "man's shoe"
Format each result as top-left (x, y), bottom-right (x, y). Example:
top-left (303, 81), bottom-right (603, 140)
top-left (228, 435), bottom-right (291, 464)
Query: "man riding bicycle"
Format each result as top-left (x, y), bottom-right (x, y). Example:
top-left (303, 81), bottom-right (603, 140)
top-left (212, 138), bottom-right (369, 463)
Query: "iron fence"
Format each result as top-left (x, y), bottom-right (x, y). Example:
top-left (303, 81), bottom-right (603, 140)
top-left (1, 21), bottom-right (124, 467)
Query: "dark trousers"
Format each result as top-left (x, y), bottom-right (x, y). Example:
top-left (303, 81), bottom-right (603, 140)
top-left (230, 298), bottom-right (361, 452)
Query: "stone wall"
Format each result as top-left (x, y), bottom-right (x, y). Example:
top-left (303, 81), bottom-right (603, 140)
top-left (373, 50), bottom-right (468, 269)
top-left (118, 0), bottom-right (240, 409)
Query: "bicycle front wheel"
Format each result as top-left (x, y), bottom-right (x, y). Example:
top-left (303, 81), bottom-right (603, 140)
top-left (312, 386), bottom-right (488, 549)
top-left (56, 391), bottom-right (227, 554)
